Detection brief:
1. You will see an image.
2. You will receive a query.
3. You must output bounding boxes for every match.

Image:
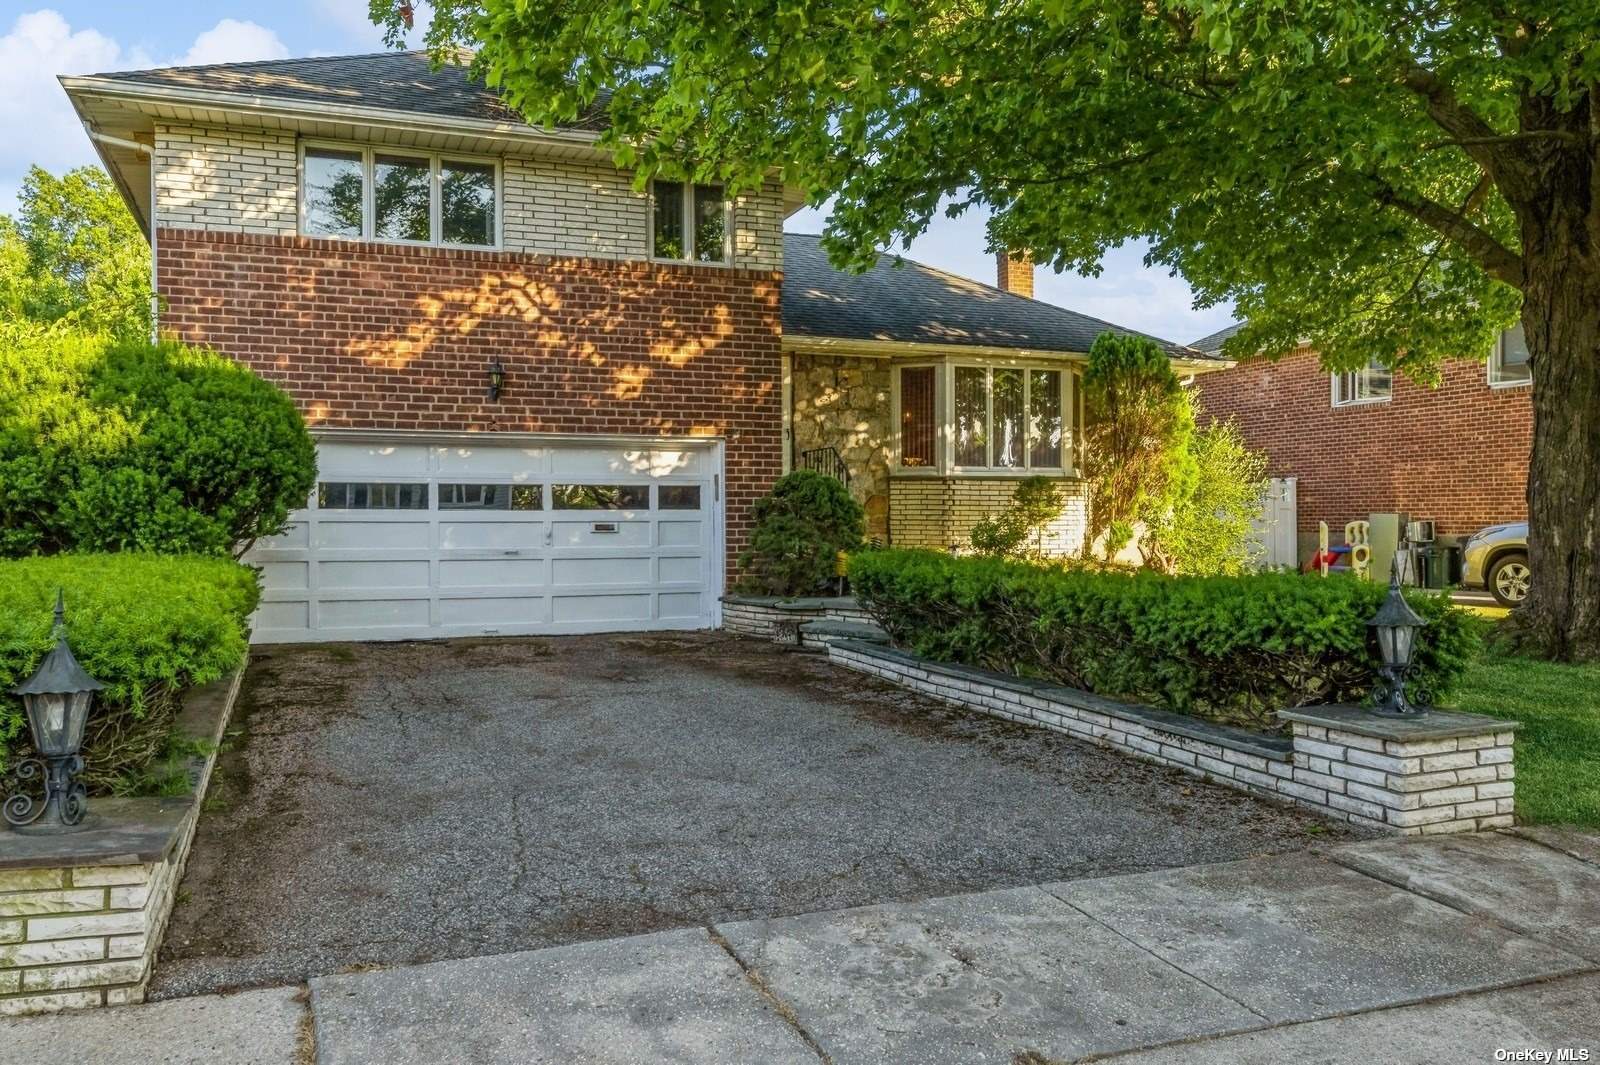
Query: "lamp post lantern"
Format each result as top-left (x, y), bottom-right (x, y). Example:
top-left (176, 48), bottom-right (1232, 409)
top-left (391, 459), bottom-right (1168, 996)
top-left (4, 592), bottom-right (104, 831)
top-left (1367, 560), bottom-right (1430, 717)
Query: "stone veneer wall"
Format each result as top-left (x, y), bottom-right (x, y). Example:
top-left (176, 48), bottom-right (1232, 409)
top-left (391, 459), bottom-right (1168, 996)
top-left (829, 640), bottom-right (1517, 835)
top-left (0, 671), bottom-right (243, 1015)
top-left (890, 476), bottom-right (1089, 555)
top-left (789, 354), bottom-right (893, 541)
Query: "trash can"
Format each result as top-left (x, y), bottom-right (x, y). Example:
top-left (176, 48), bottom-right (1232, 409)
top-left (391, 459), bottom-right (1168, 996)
top-left (1419, 546), bottom-right (1455, 589)
top-left (1442, 545), bottom-right (1464, 586)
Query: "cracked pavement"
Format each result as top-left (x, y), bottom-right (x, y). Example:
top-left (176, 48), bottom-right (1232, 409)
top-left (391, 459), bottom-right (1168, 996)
top-left (148, 631), bottom-right (1346, 999)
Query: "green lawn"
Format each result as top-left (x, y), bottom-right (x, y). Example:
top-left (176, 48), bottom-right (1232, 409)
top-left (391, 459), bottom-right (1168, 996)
top-left (1451, 649), bottom-right (1600, 828)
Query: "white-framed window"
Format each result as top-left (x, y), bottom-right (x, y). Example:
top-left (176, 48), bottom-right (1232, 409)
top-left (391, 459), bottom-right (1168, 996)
top-left (895, 364), bottom-right (939, 468)
top-left (1489, 324), bottom-right (1532, 387)
top-left (1331, 357), bottom-right (1393, 407)
top-left (952, 365), bottom-right (1066, 470)
top-left (651, 179), bottom-right (729, 263)
top-left (300, 142), bottom-right (500, 248)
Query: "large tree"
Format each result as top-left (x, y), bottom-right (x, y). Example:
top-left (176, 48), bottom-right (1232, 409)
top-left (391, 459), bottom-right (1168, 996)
top-left (2, 166), bottom-right (151, 339)
top-left (377, 1), bottom-right (1600, 659)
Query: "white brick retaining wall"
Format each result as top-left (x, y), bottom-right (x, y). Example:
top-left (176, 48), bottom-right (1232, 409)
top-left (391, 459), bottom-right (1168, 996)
top-left (721, 596), bottom-right (875, 639)
top-left (827, 641), bottom-right (1518, 835)
top-left (0, 668), bottom-right (243, 1015)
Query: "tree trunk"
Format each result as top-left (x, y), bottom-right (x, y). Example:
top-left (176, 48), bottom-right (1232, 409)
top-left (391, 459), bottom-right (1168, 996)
top-left (1508, 222), bottom-right (1600, 661)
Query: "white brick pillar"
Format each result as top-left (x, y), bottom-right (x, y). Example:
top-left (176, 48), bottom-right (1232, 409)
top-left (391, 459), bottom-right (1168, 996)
top-left (1277, 706), bottom-right (1519, 835)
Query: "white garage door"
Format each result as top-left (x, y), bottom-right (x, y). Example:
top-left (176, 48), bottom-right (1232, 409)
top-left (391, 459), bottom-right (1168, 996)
top-left (246, 436), bottom-right (721, 643)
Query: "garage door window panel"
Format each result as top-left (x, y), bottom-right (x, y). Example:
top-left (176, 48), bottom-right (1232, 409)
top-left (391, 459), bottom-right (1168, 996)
top-left (317, 482), bottom-right (429, 510)
top-left (438, 483), bottom-right (543, 510)
top-left (552, 484), bottom-right (650, 510)
top-left (658, 485), bottom-right (702, 510)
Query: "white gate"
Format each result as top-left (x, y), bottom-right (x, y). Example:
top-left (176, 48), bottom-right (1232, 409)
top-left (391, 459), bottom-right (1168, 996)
top-left (1250, 477), bottom-right (1298, 569)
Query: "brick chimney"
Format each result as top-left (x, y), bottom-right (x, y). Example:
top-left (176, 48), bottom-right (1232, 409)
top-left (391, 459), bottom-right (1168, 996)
top-left (996, 251), bottom-right (1034, 299)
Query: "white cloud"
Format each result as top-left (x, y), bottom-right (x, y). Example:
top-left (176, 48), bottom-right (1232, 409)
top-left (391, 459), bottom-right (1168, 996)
top-left (0, 10), bottom-right (127, 204)
top-left (0, 10), bottom-right (289, 212)
top-left (312, 0), bottom-right (429, 51)
top-left (175, 19), bottom-right (289, 67)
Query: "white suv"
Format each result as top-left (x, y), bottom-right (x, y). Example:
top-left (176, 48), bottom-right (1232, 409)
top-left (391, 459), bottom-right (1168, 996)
top-left (1461, 522), bottom-right (1529, 607)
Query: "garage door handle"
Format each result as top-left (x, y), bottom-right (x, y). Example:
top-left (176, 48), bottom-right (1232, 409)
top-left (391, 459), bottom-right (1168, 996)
top-left (502, 550), bottom-right (522, 556)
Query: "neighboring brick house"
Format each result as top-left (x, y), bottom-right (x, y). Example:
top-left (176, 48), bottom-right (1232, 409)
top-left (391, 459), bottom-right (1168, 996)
top-left (63, 52), bottom-right (1214, 643)
top-left (1192, 323), bottom-right (1533, 556)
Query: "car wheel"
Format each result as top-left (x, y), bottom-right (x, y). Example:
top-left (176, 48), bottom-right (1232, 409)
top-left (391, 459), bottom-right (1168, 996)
top-left (1488, 552), bottom-right (1530, 607)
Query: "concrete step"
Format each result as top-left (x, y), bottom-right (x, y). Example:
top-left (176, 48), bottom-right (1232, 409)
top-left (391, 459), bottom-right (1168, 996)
top-left (798, 619), bottom-right (889, 649)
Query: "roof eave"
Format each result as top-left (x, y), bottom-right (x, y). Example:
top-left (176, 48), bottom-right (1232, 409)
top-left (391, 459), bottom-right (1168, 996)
top-left (783, 334), bottom-right (1231, 370)
top-left (58, 75), bottom-right (611, 154)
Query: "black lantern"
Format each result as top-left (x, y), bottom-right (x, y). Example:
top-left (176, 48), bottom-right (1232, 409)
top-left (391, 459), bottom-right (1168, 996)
top-left (5, 592), bottom-right (104, 831)
top-left (487, 359), bottom-right (507, 400)
top-left (1367, 560), bottom-right (1429, 716)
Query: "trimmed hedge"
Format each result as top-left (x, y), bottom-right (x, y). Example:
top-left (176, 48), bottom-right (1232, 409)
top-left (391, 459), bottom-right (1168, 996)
top-left (848, 549), bottom-right (1479, 731)
top-left (737, 469), bottom-right (865, 596)
top-left (0, 553), bottom-right (258, 789)
top-left (0, 327), bottom-right (317, 557)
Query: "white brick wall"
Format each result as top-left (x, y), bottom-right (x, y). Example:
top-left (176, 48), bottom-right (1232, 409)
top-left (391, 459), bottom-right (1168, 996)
top-left (890, 477), bottom-right (1089, 555)
top-left (0, 863), bottom-right (171, 1014)
top-left (0, 670), bottom-right (242, 1015)
top-left (827, 640), bottom-right (1517, 835)
top-left (153, 125), bottom-right (786, 270)
top-left (155, 124), bottom-right (298, 235)
top-left (722, 597), bottom-right (874, 638)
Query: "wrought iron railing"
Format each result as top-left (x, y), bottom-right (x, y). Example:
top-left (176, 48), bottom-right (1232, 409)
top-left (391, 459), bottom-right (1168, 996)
top-left (798, 446), bottom-right (851, 486)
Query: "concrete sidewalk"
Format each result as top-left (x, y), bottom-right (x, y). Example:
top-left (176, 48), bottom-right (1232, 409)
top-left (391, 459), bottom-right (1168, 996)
top-left (6, 831), bottom-right (1598, 1065)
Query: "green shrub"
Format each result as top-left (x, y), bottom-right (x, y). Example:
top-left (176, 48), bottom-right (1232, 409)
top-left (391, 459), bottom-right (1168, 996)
top-left (738, 470), bottom-right (865, 596)
top-left (1081, 332), bottom-right (1193, 557)
top-left (0, 553), bottom-right (258, 792)
top-left (0, 326), bottom-right (317, 557)
top-left (969, 476), bottom-right (1065, 559)
top-left (848, 549), bottom-right (1479, 731)
top-left (1143, 407), bottom-right (1270, 576)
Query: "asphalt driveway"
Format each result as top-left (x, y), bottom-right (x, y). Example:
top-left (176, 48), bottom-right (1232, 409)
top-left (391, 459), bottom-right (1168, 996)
top-left (151, 631), bottom-right (1347, 998)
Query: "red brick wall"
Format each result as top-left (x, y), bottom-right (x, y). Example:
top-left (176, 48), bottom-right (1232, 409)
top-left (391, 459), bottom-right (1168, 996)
top-left (1194, 346), bottom-right (1531, 542)
top-left (156, 229), bottom-right (784, 582)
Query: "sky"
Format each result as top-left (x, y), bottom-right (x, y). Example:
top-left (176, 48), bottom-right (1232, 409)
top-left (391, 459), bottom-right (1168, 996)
top-left (2, 3), bottom-right (1235, 346)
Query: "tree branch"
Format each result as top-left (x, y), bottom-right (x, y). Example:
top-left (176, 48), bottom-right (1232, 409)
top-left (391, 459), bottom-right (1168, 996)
top-left (1367, 175), bottom-right (1524, 288)
top-left (1399, 63), bottom-right (1527, 183)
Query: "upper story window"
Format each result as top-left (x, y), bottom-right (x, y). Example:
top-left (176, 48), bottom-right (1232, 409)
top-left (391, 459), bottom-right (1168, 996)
top-left (652, 179), bottom-right (727, 263)
top-left (302, 144), bottom-right (498, 248)
top-left (1332, 357), bottom-right (1393, 407)
top-left (896, 363), bottom-right (1068, 472)
top-left (1490, 324), bottom-right (1532, 387)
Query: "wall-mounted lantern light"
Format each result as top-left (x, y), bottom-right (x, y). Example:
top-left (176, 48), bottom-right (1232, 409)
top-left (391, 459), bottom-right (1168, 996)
top-left (5, 592), bottom-right (104, 832)
top-left (487, 359), bottom-right (507, 401)
top-left (1367, 560), bottom-right (1429, 717)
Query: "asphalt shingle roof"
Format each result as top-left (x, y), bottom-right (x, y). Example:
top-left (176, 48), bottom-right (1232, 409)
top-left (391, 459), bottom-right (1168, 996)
top-left (783, 234), bottom-right (1202, 357)
top-left (1188, 322), bottom-right (1244, 356)
top-left (91, 51), bottom-right (611, 131)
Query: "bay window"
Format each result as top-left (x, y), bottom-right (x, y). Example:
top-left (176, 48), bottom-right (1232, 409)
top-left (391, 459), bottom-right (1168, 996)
top-left (301, 144), bottom-right (499, 248)
top-left (899, 366), bottom-right (937, 467)
top-left (897, 363), bottom-right (1070, 472)
top-left (652, 179), bottom-right (728, 262)
top-left (954, 365), bottom-right (1065, 470)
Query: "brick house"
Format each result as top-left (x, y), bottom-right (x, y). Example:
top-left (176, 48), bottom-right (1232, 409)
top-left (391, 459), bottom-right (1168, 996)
top-left (63, 51), bottom-right (1216, 643)
top-left (1191, 323), bottom-right (1532, 558)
